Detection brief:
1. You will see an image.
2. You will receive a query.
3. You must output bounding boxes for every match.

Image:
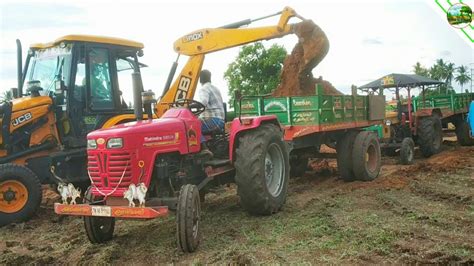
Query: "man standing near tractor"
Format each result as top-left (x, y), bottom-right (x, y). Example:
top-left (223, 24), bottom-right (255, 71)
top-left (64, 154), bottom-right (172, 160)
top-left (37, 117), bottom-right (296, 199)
top-left (197, 69), bottom-right (225, 157)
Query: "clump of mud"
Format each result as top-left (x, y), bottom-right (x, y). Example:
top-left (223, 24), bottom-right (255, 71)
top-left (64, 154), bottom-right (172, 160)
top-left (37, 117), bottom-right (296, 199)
top-left (272, 20), bottom-right (342, 96)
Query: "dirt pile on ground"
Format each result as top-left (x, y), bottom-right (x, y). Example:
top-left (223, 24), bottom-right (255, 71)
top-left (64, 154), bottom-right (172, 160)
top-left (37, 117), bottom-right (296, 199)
top-left (272, 20), bottom-right (342, 97)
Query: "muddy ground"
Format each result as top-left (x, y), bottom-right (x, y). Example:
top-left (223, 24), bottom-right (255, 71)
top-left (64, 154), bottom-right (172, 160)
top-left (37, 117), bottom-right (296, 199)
top-left (1, 139), bottom-right (473, 264)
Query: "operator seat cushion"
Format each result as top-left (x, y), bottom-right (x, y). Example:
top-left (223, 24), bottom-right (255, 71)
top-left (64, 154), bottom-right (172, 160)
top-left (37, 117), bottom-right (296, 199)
top-left (203, 126), bottom-right (225, 135)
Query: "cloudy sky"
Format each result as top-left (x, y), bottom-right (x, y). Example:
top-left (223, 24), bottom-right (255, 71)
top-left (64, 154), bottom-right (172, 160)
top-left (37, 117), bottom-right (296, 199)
top-left (0, 0), bottom-right (473, 104)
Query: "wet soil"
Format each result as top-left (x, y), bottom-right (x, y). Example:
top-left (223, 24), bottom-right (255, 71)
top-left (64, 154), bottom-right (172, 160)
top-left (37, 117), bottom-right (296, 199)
top-left (272, 20), bottom-right (342, 97)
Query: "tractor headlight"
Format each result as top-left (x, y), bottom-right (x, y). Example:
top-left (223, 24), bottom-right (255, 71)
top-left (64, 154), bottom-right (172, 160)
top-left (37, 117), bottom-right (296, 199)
top-left (385, 120), bottom-right (392, 126)
top-left (87, 139), bottom-right (97, 149)
top-left (107, 138), bottom-right (123, 149)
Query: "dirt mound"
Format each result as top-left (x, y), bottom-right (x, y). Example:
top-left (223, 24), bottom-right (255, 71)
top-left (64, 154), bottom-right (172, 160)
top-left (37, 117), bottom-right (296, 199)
top-left (272, 20), bottom-right (342, 97)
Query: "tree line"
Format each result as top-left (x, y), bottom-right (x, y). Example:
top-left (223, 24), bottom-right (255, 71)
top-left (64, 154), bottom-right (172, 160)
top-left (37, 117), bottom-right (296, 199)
top-left (413, 59), bottom-right (471, 94)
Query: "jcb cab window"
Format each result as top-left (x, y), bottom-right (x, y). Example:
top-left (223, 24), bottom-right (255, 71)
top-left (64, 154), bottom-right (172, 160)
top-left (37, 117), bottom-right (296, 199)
top-left (89, 48), bottom-right (114, 110)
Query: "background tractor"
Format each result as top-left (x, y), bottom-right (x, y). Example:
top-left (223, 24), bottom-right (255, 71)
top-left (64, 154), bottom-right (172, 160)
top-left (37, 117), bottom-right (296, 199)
top-left (359, 73), bottom-right (474, 165)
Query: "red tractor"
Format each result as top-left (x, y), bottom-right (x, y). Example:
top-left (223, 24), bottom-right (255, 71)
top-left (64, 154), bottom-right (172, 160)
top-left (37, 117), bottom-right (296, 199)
top-left (55, 97), bottom-right (289, 252)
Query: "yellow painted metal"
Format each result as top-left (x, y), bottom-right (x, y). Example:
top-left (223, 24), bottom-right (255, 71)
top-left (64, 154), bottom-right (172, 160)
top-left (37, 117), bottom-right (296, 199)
top-left (11, 96), bottom-right (52, 112)
top-left (101, 113), bottom-right (157, 129)
top-left (0, 180), bottom-right (28, 213)
top-left (30, 34), bottom-right (144, 49)
top-left (159, 6), bottom-right (303, 116)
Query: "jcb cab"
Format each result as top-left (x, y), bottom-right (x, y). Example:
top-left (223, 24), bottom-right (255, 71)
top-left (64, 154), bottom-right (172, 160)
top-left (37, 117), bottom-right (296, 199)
top-left (0, 35), bottom-right (147, 225)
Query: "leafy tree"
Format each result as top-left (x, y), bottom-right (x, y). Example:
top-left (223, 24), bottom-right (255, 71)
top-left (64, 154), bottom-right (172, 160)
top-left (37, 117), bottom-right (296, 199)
top-left (224, 42), bottom-right (287, 107)
top-left (0, 90), bottom-right (13, 102)
top-left (455, 65), bottom-right (471, 92)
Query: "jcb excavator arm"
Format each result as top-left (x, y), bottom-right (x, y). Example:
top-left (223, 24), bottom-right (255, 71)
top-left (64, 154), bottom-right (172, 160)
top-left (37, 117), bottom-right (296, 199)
top-left (156, 6), bottom-right (304, 116)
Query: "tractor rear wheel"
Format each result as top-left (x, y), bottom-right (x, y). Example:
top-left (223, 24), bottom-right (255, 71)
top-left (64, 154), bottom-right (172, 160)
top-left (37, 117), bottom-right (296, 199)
top-left (83, 188), bottom-right (115, 243)
top-left (399, 137), bottom-right (415, 165)
top-left (455, 120), bottom-right (474, 146)
top-left (336, 131), bottom-right (358, 181)
top-left (0, 164), bottom-right (42, 226)
top-left (352, 131), bottom-right (381, 181)
top-left (417, 116), bottom-right (443, 157)
top-left (235, 124), bottom-right (289, 215)
top-left (177, 184), bottom-right (201, 253)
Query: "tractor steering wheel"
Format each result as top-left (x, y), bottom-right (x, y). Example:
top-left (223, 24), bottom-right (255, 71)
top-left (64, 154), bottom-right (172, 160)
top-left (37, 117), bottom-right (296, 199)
top-left (171, 99), bottom-right (206, 116)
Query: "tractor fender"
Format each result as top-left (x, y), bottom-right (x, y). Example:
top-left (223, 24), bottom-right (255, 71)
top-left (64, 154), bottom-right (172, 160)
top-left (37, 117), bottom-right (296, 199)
top-left (415, 108), bottom-right (442, 118)
top-left (228, 115), bottom-right (281, 162)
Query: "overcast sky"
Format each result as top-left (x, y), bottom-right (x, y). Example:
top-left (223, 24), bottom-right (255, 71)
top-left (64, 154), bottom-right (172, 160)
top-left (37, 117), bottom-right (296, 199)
top-left (0, 0), bottom-right (473, 104)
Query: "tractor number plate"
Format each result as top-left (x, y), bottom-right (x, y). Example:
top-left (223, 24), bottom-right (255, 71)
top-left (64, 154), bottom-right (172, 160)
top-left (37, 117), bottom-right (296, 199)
top-left (91, 206), bottom-right (111, 217)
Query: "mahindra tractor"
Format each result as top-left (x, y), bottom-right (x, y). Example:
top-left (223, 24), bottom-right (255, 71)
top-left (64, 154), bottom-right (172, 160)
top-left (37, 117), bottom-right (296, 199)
top-left (53, 7), bottom-right (312, 252)
top-left (56, 96), bottom-right (289, 252)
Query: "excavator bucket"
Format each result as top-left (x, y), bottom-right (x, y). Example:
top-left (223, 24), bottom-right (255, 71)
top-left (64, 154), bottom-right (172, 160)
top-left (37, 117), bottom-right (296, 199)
top-left (273, 20), bottom-right (341, 97)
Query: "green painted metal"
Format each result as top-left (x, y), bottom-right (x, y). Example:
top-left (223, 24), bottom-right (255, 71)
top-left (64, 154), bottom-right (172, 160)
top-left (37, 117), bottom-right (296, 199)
top-left (235, 84), bottom-right (376, 126)
top-left (413, 92), bottom-right (474, 113)
top-left (364, 124), bottom-right (384, 138)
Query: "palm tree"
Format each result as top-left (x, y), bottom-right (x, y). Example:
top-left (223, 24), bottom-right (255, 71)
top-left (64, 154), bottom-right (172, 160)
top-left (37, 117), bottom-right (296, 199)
top-left (444, 62), bottom-right (455, 86)
top-left (430, 59), bottom-right (446, 81)
top-left (455, 65), bottom-right (471, 92)
top-left (413, 62), bottom-right (429, 77)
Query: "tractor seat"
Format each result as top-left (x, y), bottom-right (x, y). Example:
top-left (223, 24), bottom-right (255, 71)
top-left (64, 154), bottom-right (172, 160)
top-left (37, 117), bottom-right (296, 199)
top-left (203, 126), bottom-right (225, 136)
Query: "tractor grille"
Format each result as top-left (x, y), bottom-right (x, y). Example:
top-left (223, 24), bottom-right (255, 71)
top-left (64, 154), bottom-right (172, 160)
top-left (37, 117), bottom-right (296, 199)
top-left (87, 151), bottom-right (133, 189)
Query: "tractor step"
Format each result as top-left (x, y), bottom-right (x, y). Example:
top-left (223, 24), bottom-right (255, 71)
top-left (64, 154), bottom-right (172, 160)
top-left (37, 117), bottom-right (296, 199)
top-left (54, 203), bottom-right (168, 219)
top-left (204, 159), bottom-right (230, 167)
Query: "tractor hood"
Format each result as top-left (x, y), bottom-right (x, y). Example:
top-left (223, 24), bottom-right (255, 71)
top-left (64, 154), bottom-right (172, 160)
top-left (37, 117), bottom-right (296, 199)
top-left (87, 108), bottom-right (202, 153)
top-left (89, 118), bottom-right (186, 139)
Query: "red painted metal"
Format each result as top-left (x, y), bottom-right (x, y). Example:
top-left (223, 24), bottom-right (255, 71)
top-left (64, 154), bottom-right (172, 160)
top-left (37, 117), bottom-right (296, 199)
top-left (282, 120), bottom-right (380, 141)
top-left (407, 87), bottom-right (413, 131)
top-left (87, 108), bottom-right (201, 197)
top-left (228, 115), bottom-right (279, 161)
top-left (54, 203), bottom-right (168, 219)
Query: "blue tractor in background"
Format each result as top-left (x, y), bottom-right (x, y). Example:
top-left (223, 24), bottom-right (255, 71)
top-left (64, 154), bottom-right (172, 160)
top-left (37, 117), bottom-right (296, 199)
top-left (469, 101), bottom-right (474, 138)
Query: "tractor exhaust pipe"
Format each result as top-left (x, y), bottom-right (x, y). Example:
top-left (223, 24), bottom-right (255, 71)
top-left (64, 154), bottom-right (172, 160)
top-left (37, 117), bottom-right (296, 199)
top-left (162, 55), bottom-right (179, 97)
top-left (132, 72), bottom-right (144, 121)
top-left (16, 39), bottom-right (22, 96)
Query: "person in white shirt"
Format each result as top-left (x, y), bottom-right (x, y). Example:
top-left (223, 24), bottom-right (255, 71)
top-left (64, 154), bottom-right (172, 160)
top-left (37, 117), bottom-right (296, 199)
top-left (197, 69), bottom-right (225, 157)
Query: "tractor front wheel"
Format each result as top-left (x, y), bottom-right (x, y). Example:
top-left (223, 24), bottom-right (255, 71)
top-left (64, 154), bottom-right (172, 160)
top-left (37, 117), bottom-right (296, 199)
top-left (399, 138), bottom-right (415, 165)
top-left (177, 184), bottom-right (201, 253)
top-left (0, 164), bottom-right (42, 226)
top-left (83, 188), bottom-right (115, 244)
top-left (455, 119), bottom-right (474, 146)
top-left (235, 124), bottom-right (290, 215)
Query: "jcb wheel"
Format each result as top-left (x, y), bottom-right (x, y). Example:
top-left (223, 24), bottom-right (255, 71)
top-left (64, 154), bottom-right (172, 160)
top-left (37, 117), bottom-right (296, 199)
top-left (455, 120), bottom-right (474, 146)
top-left (417, 116), bottom-right (443, 157)
top-left (83, 187), bottom-right (115, 243)
top-left (177, 184), bottom-right (201, 253)
top-left (352, 131), bottom-right (381, 181)
top-left (399, 138), bottom-right (415, 165)
top-left (0, 164), bottom-right (42, 226)
top-left (235, 124), bottom-right (289, 215)
top-left (336, 131), bottom-right (358, 181)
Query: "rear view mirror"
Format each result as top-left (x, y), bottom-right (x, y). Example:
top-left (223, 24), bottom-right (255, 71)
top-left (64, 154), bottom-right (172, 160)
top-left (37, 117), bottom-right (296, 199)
top-left (55, 80), bottom-right (66, 94)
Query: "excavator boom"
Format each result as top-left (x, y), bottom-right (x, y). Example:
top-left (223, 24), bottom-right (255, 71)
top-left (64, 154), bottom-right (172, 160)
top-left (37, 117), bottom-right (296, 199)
top-left (156, 6), bottom-right (304, 116)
